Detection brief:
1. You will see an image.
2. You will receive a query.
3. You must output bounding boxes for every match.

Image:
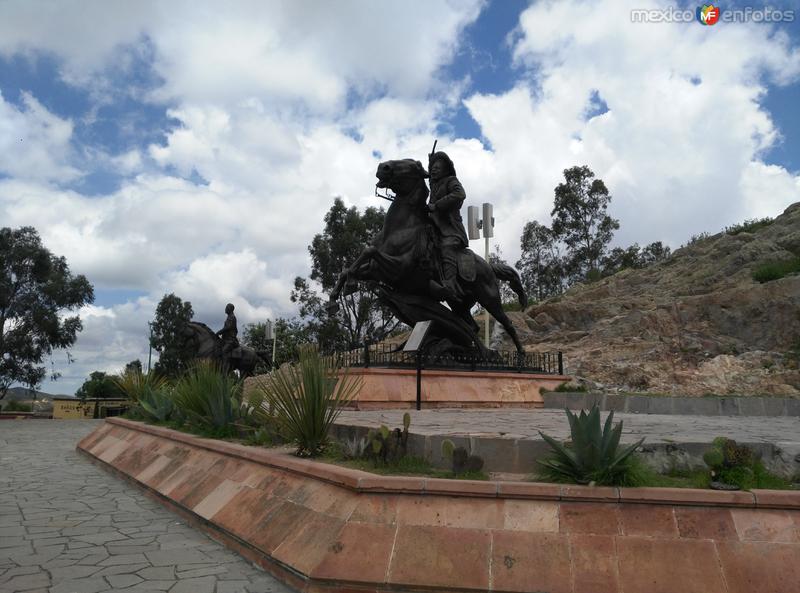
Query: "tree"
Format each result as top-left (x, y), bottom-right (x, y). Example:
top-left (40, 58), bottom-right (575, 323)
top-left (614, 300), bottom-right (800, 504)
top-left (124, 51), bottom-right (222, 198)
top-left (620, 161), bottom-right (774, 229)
top-left (551, 166), bottom-right (619, 281)
top-left (641, 241), bottom-right (671, 265)
top-left (516, 221), bottom-right (564, 301)
top-left (243, 318), bottom-right (312, 367)
top-left (293, 198), bottom-right (398, 349)
top-left (601, 244), bottom-right (643, 277)
top-left (150, 293), bottom-right (194, 378)
top-left (75, 371), bottom-right (124, 400)
top-left (0, 226), bottom-right (94, 399)
top-left (601, 241), bottom-right (672, 277)
top-left (124, 359), bottom-right (143, 374)
top-left (487, 245), bottom-right (518, 305)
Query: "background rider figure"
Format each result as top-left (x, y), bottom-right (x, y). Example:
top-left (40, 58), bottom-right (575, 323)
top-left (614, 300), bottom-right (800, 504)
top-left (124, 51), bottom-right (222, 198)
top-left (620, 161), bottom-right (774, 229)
top-left (216, 303), bottom-right (239, 367)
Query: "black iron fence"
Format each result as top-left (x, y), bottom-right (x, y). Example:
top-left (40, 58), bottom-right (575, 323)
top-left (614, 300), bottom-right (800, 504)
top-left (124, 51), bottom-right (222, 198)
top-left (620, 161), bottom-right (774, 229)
top-left (326, 342), bottom-right (564, 375)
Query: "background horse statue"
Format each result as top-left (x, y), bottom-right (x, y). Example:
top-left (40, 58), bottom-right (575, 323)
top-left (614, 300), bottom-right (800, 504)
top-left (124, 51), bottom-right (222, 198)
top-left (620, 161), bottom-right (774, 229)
top-left (329, 158), bottom-right (527, 353)
top-left (181, 321), bottom-right (266, 377)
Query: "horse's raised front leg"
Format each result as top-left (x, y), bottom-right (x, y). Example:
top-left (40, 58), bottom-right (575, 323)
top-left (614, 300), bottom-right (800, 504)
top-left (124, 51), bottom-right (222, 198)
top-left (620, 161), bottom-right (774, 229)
top-left (327, 247), bottom-right (376, 314)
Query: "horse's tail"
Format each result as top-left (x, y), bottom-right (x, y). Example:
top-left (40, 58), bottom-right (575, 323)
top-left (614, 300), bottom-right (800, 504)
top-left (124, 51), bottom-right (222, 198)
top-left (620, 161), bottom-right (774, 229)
top-left (491, 262), bottom-right (528, 309)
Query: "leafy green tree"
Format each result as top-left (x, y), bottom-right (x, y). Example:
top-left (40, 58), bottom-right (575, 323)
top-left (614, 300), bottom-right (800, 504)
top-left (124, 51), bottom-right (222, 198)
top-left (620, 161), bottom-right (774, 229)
top-left (0, 226), bottom-right (94, 399)
top-left (551, 166), bottom-right (619, 281)
top-left (487, 245), bottom-right (518, 305)
top-left (601, 244), bottom-right (643, 277)
top-left (641, 241), bottom-right (671, 265)
top-left (516, 221), bottom-right (564, 301)
top-left (75, 371), bottom-right (124, 400)
top-left (293, 198), bottom-right (398, 349)
top-left (124, 359), bottom-right (143, 374)
top-left (601, 241), bottom-right (672, 277)
top-left (150, 293), bottom-right (194, 378)
top-left (290, 277), bottom-right (349, 351)
top-left (243, 318), bottom-right (312, 367)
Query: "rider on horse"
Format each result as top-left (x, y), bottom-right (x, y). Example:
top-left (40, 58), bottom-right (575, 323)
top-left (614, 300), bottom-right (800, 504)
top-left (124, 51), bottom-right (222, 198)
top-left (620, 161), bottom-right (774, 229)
top-left (427, 151), bottom-right (469, 302)
top-left (216, 303), bottom-right (239, 367)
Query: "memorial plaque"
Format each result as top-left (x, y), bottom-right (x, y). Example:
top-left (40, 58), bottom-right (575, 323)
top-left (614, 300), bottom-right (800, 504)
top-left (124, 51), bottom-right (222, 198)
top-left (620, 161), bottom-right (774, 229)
top-left (403, 320), bottom-right (432, 352)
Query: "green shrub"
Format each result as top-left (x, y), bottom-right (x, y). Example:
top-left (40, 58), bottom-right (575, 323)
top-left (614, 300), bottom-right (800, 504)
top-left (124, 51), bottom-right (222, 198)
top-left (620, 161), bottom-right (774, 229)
top-left (554, 382), bottom-right (587, 393)
top-left (254, 347), bottom-right (362, 457)
top-left (4, 400), bottom-right (32, 412)
top-left (115, 370), bottom-right (169, 404)
top-left (172, 361), bottom-right (243, 433)
top-left (537, 405), bottom-right (644, 486)
top-left (752, 258), bottom-right (800, 283)
top-left (725, 217), bottom-right (773, 235)
top-left (702, 437), bottom-right (792, 490)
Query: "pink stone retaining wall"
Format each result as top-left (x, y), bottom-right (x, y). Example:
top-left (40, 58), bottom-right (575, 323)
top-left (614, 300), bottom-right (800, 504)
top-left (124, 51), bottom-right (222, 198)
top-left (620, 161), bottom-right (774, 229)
top-left (78, 418), bottom-right (800, 593)
top-left (245, 368), bottom-right (569, 409)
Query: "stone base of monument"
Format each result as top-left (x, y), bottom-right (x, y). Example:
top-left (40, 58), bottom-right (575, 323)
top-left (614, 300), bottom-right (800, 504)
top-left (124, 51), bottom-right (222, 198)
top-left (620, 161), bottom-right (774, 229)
top-left (343, 367), bottom-right (568, 409)
top-left (246, 368), bottom-right (569, 410)
top-left (78, 418), bottom-right (800, 593)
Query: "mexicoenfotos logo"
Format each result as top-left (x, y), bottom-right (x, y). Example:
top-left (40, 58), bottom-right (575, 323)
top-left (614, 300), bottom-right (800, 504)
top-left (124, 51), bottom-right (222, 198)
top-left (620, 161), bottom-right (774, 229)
top-left (697, 4), bottom-right (721, 25)
top-left (631, 5), bottom-right (795, 23)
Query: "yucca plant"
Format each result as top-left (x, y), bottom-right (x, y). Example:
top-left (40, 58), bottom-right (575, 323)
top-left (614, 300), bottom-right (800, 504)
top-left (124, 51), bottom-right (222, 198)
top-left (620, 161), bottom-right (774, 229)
top-left (172, 361), bottom-right (243, 431)
top-left (115, 369), bottom-right (169, 404)
top-left (537, 405), bottom-right (644, 486)
top-left (255, 347), bottom-right (362, 457)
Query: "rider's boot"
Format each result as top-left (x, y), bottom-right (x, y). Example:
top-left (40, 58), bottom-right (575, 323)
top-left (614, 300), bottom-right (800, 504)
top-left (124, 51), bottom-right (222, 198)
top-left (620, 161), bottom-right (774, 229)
top-left (429, 279), bottom-right (456, 302)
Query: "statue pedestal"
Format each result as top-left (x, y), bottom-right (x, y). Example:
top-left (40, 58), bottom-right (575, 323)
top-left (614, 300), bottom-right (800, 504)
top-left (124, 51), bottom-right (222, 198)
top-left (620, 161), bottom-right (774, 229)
top-left (338, 367), bottom-right (568, 409)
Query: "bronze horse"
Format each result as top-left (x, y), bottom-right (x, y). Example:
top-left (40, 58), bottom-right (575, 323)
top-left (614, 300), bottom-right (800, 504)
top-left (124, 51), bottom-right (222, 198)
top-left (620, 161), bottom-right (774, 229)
top-left (180, 321), bottom-right (265, 377)
top-left (329, 158), bottom-right (527, 353)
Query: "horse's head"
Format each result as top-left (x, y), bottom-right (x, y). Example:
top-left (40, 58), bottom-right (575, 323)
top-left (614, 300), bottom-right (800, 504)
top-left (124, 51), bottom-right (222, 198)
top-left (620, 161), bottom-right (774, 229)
top-left (179, 322), bottom-right (198, 349)
top-left (376, 159), bottom-right (429, 197)
top-left (181, 321), bottom-right (219, 357)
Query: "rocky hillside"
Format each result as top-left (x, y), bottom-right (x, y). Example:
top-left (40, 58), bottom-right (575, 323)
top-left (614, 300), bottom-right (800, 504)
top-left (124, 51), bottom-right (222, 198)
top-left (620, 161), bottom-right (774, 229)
top-left (497, 202), bottom-right (800, 396)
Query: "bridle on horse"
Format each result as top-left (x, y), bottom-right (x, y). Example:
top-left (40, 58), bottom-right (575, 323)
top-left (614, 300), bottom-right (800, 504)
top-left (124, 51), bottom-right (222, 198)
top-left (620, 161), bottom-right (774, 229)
top-left (375, 185), bottom-right (395, 202)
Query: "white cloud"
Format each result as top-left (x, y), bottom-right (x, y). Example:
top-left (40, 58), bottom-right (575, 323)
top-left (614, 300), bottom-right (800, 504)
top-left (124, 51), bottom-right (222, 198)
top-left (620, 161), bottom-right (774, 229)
top-left (455, 0), bottom-right (800, 260)
top-left (2, 0), bottom-right (800, 395)
top-left (0, 91), bottom-right (80, 182)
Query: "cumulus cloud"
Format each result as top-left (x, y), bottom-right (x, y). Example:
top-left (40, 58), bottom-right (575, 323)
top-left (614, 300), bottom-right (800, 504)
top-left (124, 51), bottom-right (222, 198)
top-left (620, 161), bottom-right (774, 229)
top-left (457, 0), bottom-right (800, 256)
top-left (0, 91), bottom-right (80, 182)
top-left (1, 0), bottom-right (799, 395)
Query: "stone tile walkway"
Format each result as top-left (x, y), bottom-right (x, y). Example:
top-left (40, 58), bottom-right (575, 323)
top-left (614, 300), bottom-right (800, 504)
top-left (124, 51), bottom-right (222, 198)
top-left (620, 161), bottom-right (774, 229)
top-left (337, 408), bottom-right (800, 445)
top-left (0, 420), bottom-right (294, 593)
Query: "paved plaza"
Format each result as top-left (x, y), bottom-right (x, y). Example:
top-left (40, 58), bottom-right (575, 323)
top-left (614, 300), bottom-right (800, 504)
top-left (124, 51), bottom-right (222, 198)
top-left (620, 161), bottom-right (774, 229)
top-left (0, 420), bottom-right (293, 593)
top-left (337, 408), bottom-right (800, 445)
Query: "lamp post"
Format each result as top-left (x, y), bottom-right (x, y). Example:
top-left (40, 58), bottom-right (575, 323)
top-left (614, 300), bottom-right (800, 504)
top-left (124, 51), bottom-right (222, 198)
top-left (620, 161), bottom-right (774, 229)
top-left (147, 322), bottom-right (153, 373)
top-left (265, 320), bottom-right (277, 367)
top-left (467, 203), bottom-right (495, 347)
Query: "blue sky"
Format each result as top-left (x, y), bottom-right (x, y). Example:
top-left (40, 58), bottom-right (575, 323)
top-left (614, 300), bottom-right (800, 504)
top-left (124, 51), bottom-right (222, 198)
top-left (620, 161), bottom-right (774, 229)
top-left (0, 0), bottom-right (798, 394)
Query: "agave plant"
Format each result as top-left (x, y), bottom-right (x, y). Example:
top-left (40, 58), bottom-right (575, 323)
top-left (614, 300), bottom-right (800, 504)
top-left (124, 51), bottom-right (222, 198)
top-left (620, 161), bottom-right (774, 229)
top-left (538, 405), bottom-right (644, 486)
top-left (138, 387), bottom-right (174, 422)
top-left (254, 347), bottom-right (362, 457)
top-left (171, 361), bottom-right (243, 431)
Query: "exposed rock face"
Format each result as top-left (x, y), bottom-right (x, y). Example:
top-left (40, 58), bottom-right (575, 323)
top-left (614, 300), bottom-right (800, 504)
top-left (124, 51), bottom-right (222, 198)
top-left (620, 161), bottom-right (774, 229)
top-left (500, 202), bottom-right (800, 396)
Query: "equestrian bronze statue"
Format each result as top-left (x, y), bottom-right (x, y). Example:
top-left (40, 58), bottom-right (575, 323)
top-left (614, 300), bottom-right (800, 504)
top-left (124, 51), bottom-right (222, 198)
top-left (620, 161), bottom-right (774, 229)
top-left (328, 152), bottom-right (527, 356)
top-left (180, 320), bottom-right (265, 377)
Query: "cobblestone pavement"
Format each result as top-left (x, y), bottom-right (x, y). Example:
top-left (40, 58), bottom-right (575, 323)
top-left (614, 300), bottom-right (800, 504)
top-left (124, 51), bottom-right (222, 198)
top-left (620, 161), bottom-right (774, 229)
top-left (0, 420), bottom-right (293, 593)
top-left (337, 408), bottom-right (800, 445)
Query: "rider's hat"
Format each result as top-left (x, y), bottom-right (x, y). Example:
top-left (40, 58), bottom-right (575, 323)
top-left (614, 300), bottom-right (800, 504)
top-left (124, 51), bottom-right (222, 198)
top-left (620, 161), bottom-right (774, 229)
top-left (429, 151), bottom-right (456, 177)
